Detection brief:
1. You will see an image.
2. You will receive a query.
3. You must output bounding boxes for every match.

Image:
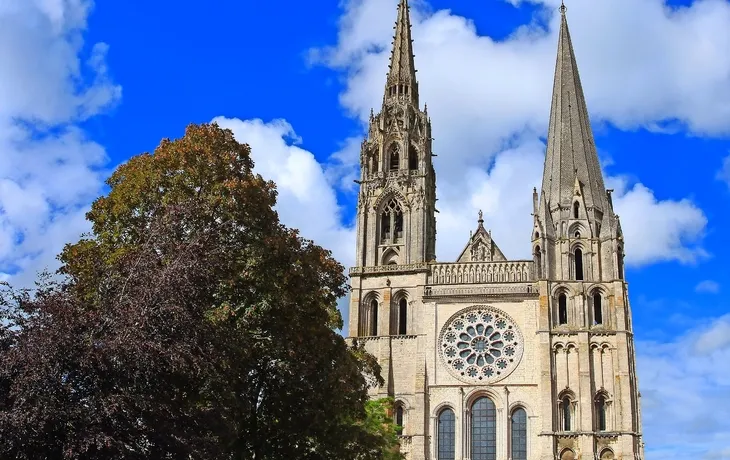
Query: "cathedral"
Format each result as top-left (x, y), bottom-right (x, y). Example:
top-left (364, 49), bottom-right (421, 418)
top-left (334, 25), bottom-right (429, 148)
top-left (346, 1), bottom-right (644, 459)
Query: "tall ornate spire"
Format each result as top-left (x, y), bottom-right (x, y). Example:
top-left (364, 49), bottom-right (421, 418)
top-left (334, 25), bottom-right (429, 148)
top-left (384, 0), bottom-right (419, 106)
top-left (540, 5), bottom-right (609, 215)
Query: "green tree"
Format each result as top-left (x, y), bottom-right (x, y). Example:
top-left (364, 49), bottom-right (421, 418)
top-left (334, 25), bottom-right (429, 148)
top-left (0, 124), bottom-right (401, 459)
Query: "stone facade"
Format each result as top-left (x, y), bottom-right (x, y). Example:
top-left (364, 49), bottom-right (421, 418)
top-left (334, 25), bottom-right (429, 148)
top-left (347, 2), bottom-right (644, 459)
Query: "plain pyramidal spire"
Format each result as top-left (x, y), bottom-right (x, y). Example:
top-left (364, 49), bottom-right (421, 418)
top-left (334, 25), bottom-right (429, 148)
top-left (540, 2), bottom-right (609, 215)
top-left (384, 0), bottom-right (419, 105)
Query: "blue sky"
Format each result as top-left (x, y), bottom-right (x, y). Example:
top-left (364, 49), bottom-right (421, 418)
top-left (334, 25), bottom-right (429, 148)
top-left (1, 0), bottom-right (730, 458)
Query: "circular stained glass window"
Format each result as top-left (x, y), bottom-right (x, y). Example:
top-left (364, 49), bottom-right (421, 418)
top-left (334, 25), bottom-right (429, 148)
top-left (439, 306), bottom-right (524, 384)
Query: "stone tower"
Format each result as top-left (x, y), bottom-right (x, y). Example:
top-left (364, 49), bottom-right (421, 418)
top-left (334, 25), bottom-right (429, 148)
top-left (347, 3), bottom-right (644, 460)
top-left (531, 5), bottom-right (643, 458)
top-left (354, 0), bottom-right (436, 269)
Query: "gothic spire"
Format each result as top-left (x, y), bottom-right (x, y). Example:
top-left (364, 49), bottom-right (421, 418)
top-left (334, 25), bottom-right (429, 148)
top-left (540, 5), bottom-right (609, 215)
top-left (384, 0), bottom-right (419, 106)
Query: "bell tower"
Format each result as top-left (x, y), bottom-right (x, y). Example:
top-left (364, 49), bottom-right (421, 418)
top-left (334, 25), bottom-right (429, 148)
top-left (354, 0), bottom-right (436, 267)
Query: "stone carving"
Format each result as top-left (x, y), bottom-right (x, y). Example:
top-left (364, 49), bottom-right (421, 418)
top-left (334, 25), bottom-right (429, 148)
top-left (439, 306), bottom-right (524, 384)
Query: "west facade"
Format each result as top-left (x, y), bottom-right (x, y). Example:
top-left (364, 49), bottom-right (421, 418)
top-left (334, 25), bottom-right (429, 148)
top-left (346, 1), bottom-right (644, 460)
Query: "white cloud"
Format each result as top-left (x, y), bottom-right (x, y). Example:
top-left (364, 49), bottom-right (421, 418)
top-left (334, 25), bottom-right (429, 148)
top-left (638, 314), bottom-right (730, 459)
top-left (311, 0), bottom-right (715, 266)
top-left (211, 117), bottom-right (356, 271)
top-left (718, 154), bottom-right (730, 189)
top-left (696, 280), bottom-right (721, 294)
top-left (0, 0), bottom-right (120, 287)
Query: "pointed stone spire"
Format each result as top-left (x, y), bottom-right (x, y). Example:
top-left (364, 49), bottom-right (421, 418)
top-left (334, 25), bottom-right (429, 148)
top-left (384, 0), bottom-right (419, 106)
top-left (541, 5), bottom-right (609, 216)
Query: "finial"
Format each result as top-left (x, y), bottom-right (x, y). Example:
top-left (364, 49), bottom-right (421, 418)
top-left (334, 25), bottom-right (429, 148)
top-left (560, 0), bottom-right (566, 15)
top-left (478, 210), bottom-right (484, 223)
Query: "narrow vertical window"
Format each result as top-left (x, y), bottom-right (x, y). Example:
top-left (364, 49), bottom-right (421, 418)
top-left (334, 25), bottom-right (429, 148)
top-left (562, 396), bottom-right (572, 431)
top-left (617, 246), bottom-right (624, 280)
top-left (394, 211), bottom-right (403, 242)
top-left (511, 408), bottom-right (527, 460)
top-left (534, 246), bottom-right (542, 279)
top-left (395, 406), bottom-right (404, 435)
top-left (398, 298), bottom-right (407, 335)
top-left (596, 396), bottom-right (607, 431)
top-left (471, 397), bottom-right (496, 460)
top-left (370, 299), bottom-right (378, 336)
top-left (389, 145), bottom-right (400, 171)
top-left (573, 202), bottom-right (579, 218)
top-left (574, 248), bottom-right (584, 280)
top-left (593, 293), bottom-right (603, 325)
top-left (558, 294), bottom-right (568, 325)
top-left (437, 409), bottom-right (456, 460)
top-left (381, 209), bottom-right (391, 242)
top-left (409, 145), bottom-right (418, 170)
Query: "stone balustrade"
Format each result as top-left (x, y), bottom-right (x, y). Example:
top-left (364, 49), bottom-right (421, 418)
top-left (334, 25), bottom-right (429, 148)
top-left (423, 284), bottom-right (537, 298)
top-left (349, 263), bottom-right (430, 276)
top-left (428, 260), bottom-right (533, 285)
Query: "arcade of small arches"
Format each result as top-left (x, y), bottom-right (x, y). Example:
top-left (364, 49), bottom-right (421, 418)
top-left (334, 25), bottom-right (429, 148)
top-left (393, 396), bottom-right (616, 460)
top-left (358, 292), bottom-right (410, 337)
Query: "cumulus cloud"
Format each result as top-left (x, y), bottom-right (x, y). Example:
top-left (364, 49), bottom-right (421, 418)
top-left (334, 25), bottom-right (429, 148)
top-left (696, 280), bottom-right (721, 294)
top-left (310, 0), bottom-right (714, 266)
top-left (0, 0), bottom-right (121, 286)
top-left (638, 314), bottom-right (730, 459)
top-left (211, 117), bottom-right (356, 269)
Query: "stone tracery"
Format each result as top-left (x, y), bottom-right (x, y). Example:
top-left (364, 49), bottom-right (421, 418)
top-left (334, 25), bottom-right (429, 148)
top-left (440, 306), bottom-right (524, 383)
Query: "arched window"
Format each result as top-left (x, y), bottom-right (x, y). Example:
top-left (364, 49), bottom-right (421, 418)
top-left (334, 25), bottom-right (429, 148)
top-left (370, 299), bottom-right (378, 336)
top-left (471, 397), bottom-right (497, 460)
top-left (558, 294), bottom-right (568, 325)
top-left (511, 408), bottom-right (527, 460)
top-left (437, 408), bottom-right (456, 460)
top-left (560, 449), bottom-right (576, 460)
top-left (561, 396), bottom-right (572, 431)
top-left (398, 298), bottom-right (407, 335)
top-left (408, 145), bottom-right (418, 170)
top-left (380, 199), bottom-right (403, 243)
top-left (600, 449), bottom-right (615, 460)
top-left (573, 202), bottom-right (579, 218)
top-left (593, 292), bottom-right (603, 325)
top-left (389, 144), bottom-right (400, 171)
top-left (534, 246), bottom-right (542, 279)
top-left (617, 246), bottom-right (624, 280)
top-left (395, 405), bottom-right (404, 435)
top-left (574, 248), bottom-right (584, 280)
top-left (595, 395), bottom-right (607, 431)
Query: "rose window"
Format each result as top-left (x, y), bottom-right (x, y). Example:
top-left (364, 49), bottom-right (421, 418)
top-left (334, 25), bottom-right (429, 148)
top-left (439, 306), bottom-right (524, 383)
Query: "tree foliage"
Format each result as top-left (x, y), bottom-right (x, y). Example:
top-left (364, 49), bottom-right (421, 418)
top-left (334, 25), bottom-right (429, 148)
top-left (0, 124), bottom-right (401, 459)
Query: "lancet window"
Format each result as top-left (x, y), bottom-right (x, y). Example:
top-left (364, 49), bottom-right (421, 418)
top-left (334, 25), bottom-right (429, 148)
top-left (437, 408), bottom-right (456, 460)
top-left (471, 397), bottom-right (497, 460)
top-left (380, 199), bottom-right (404, 243)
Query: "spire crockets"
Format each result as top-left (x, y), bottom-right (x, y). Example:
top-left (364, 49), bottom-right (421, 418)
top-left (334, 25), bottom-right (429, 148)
top-left (384, 0), bottom-right (419, 106)
top-left (540, 5), bottom-right (609, 217)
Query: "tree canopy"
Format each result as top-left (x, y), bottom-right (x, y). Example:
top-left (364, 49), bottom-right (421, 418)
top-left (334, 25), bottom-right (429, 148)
top-left (0, 124), bottom-right (402, 459)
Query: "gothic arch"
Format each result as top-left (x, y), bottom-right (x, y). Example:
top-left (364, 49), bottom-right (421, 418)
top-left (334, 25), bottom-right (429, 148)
top-left (599, 448), bottom-right (615, 460)
top-left (360, 292), bottom-right (380, 337)
top-left (382, 247), bottom-right (400, 265)
top-left (408, 143), bottom-right (419, 170)
top-left (387, 142), bottom-right (400, 171)
top-left (373, 188), bottom-right (410, 212)
top-left (559, 448), bottom-right (576, 460)
top-left (568, 222), bottom-right (587, 237)
top-left (392, 290), bottom-right (409, 335)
